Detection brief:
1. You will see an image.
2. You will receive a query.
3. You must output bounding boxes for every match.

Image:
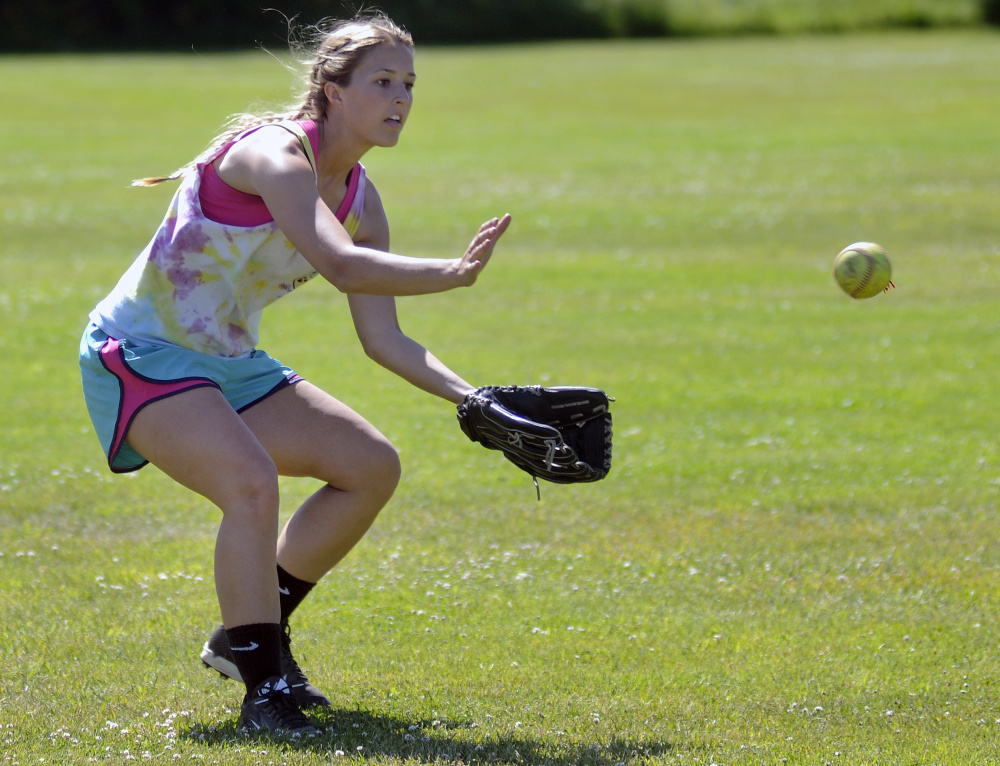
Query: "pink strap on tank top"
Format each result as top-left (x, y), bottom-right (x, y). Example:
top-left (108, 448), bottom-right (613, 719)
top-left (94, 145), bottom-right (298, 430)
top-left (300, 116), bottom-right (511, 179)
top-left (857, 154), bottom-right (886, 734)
top-left (199, 121), bottom-right (362, 228)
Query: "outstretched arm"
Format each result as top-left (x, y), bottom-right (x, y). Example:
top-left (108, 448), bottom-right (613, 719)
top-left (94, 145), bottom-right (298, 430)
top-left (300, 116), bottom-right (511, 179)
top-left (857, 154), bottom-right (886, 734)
top-left (216, 125), bottom-right (510, 296)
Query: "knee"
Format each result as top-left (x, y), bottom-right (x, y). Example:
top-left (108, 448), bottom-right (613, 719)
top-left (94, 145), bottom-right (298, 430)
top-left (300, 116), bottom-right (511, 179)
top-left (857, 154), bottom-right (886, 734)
top-left (366, 438), bottom-right (402, 501)
top-left (382, 441), bottom-right (402, 493)
top-left (345, 437), bottom-right (401, 504)
top-left (218, 455), bottom-right (280, 528)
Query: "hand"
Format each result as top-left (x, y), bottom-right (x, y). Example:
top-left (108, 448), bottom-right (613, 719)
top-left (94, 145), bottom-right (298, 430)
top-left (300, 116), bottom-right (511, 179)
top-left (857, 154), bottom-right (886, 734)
top-left (455, 214), bottom-right (512, 285)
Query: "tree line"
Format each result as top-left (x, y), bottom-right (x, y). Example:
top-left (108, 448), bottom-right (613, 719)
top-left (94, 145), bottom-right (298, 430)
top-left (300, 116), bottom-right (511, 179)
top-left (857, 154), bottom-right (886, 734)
top-left (2, 0), bottom-right (997, 52)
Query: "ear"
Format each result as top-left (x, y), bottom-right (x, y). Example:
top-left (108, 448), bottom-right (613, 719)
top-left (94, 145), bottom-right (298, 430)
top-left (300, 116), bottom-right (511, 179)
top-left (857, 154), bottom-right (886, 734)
top-left (323, 81), bottom-right (343, 105)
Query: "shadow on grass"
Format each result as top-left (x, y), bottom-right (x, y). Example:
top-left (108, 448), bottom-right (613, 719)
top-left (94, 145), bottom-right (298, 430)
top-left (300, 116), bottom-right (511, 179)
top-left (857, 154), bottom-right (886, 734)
top-left (186, 707), bottom-right (673, 764)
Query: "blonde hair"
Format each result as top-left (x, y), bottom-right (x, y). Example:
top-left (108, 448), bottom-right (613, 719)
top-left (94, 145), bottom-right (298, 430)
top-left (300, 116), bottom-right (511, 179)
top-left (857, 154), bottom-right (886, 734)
top-left (134, 11), bottom-right (413, 186)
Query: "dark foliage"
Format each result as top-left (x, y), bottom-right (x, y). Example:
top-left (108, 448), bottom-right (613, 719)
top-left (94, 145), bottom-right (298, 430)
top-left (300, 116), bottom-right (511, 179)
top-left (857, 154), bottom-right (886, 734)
top-left (983, 0), bottom-right (1000, 25)
top-left (0, 0), bottom-right (648, 52)
top-left (2, 0), bottom-right (993, 53)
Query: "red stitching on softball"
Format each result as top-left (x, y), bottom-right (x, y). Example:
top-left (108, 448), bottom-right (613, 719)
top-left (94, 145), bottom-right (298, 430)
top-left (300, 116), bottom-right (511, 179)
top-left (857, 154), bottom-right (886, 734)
top-left (853, 248), bottom-right (876, 298)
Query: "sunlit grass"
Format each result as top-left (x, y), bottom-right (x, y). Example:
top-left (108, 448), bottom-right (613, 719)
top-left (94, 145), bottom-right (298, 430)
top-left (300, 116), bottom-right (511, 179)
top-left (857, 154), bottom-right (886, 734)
top-left (1, 29), bottom-right (999, 765)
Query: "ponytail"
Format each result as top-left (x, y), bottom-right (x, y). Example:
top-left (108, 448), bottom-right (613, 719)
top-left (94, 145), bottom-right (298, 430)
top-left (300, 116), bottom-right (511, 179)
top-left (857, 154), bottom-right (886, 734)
top-left (131, 11), bottom-right (411, 188)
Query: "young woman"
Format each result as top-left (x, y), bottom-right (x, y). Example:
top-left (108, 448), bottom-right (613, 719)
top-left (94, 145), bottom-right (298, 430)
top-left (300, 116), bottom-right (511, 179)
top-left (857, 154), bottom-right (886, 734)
top-left (79, 13), bottom-right (510, 736)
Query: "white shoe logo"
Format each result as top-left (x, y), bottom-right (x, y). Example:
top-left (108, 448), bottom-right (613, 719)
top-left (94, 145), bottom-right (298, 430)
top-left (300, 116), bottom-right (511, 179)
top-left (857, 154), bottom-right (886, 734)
top-left (231, 641), bottom-right (259, 652)
top-left (279, 586), bottom-right (291, 595)
top-left (254, 676), bottom-right (290, 699)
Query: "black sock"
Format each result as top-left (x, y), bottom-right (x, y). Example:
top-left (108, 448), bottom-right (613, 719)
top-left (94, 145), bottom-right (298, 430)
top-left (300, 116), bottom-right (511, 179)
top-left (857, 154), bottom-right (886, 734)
top-left (226, 622), bottom-right (282, 694)
top-left (277, 564), bottom-right (316, 624)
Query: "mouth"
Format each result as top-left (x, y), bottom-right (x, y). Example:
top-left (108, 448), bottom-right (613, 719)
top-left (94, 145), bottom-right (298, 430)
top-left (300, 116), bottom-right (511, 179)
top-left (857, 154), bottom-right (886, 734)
top-left (385, 113), bottom-right (403, 128)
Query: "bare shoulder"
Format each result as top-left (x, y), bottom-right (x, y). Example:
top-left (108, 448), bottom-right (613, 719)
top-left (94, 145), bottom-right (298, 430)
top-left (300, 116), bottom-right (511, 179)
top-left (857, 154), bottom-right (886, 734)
top-left (216, 123), bottom-right (313, 194)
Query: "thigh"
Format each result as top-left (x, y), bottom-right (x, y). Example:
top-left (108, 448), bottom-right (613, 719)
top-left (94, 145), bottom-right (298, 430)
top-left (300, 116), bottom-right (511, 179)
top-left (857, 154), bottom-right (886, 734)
top-left (127, 385), bottom-right (277, 508)
top-left (239, 381), bottom-right (398, 488)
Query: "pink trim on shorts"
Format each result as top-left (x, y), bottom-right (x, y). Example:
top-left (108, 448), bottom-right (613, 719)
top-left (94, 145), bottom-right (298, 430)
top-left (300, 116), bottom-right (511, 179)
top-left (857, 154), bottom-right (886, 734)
top-left (99, 338), bottom-right (219, 472)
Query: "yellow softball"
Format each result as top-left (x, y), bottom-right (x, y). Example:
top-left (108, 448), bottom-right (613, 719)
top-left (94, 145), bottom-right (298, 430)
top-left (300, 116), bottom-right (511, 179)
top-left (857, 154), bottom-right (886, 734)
top-left (833, 242), bottom-right (894, 299)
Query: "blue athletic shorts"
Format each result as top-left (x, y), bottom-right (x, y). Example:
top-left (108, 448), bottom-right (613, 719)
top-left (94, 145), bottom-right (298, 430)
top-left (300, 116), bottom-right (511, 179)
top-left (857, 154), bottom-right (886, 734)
top-left (79, 323), bottom-right (302, 473)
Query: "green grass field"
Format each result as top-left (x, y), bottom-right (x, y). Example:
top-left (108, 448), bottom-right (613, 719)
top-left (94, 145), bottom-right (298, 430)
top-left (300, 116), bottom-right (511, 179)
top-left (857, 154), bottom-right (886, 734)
top-left (2, 29), bottom-right (1000, 765)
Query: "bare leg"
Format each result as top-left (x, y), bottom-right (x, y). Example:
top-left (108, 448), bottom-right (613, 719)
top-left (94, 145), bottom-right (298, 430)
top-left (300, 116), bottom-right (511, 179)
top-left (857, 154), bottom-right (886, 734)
top-left (125, 386), bottom-right (282, 627)
top-left (240, 381), bottom-right (401, 583)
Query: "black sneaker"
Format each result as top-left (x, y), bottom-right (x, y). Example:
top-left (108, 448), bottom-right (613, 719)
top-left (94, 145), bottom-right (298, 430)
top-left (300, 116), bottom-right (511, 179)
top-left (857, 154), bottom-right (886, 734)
top-left (200, 624), bottom-right (243, 682)
top-left (238, 676), bottom-right (318, 737)
top-left (281, 622), bottom-right (332, 709)
top-left (201, 623), bottom-right (332, 709)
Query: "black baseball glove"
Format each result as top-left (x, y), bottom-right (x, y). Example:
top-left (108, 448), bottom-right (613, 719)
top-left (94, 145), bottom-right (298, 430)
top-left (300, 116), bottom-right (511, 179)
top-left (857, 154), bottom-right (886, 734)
top-left (457, 385), bottom-right (612, 491)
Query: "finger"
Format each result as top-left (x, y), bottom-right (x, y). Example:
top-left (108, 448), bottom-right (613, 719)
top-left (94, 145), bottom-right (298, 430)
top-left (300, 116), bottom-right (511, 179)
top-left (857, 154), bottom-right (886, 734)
top-left (478, 215), bottom-right (510, 256)
top-left (463, 214), bottom-right (510, 274)
top-left (472, 218), bottom-right (509, 253)
top-left (471, 219), bottom-right (500, 247)
top-left (465, 240), bottom-right (493, 272)
top-left (485, 214), bottom-right (511, 245)
top-left (483, 214), bottom-right (510, 237)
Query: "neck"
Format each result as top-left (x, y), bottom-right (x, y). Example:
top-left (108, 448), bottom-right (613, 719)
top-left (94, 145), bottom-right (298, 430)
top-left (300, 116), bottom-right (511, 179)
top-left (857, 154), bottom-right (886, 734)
top-left (315, 116), bottom-right (371, 182)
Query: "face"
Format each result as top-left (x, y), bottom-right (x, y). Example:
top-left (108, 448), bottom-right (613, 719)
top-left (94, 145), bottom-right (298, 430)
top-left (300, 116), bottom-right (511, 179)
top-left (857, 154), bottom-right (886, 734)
top-left (330, 42), bottom-right (416, 148)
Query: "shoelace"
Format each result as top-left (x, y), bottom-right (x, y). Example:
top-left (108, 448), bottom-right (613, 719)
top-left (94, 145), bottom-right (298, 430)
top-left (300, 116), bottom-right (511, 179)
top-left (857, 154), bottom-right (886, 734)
top-left (280, 625), bottom-right (308, 683)
top-left (261, 690), bottom-right (313, 731)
